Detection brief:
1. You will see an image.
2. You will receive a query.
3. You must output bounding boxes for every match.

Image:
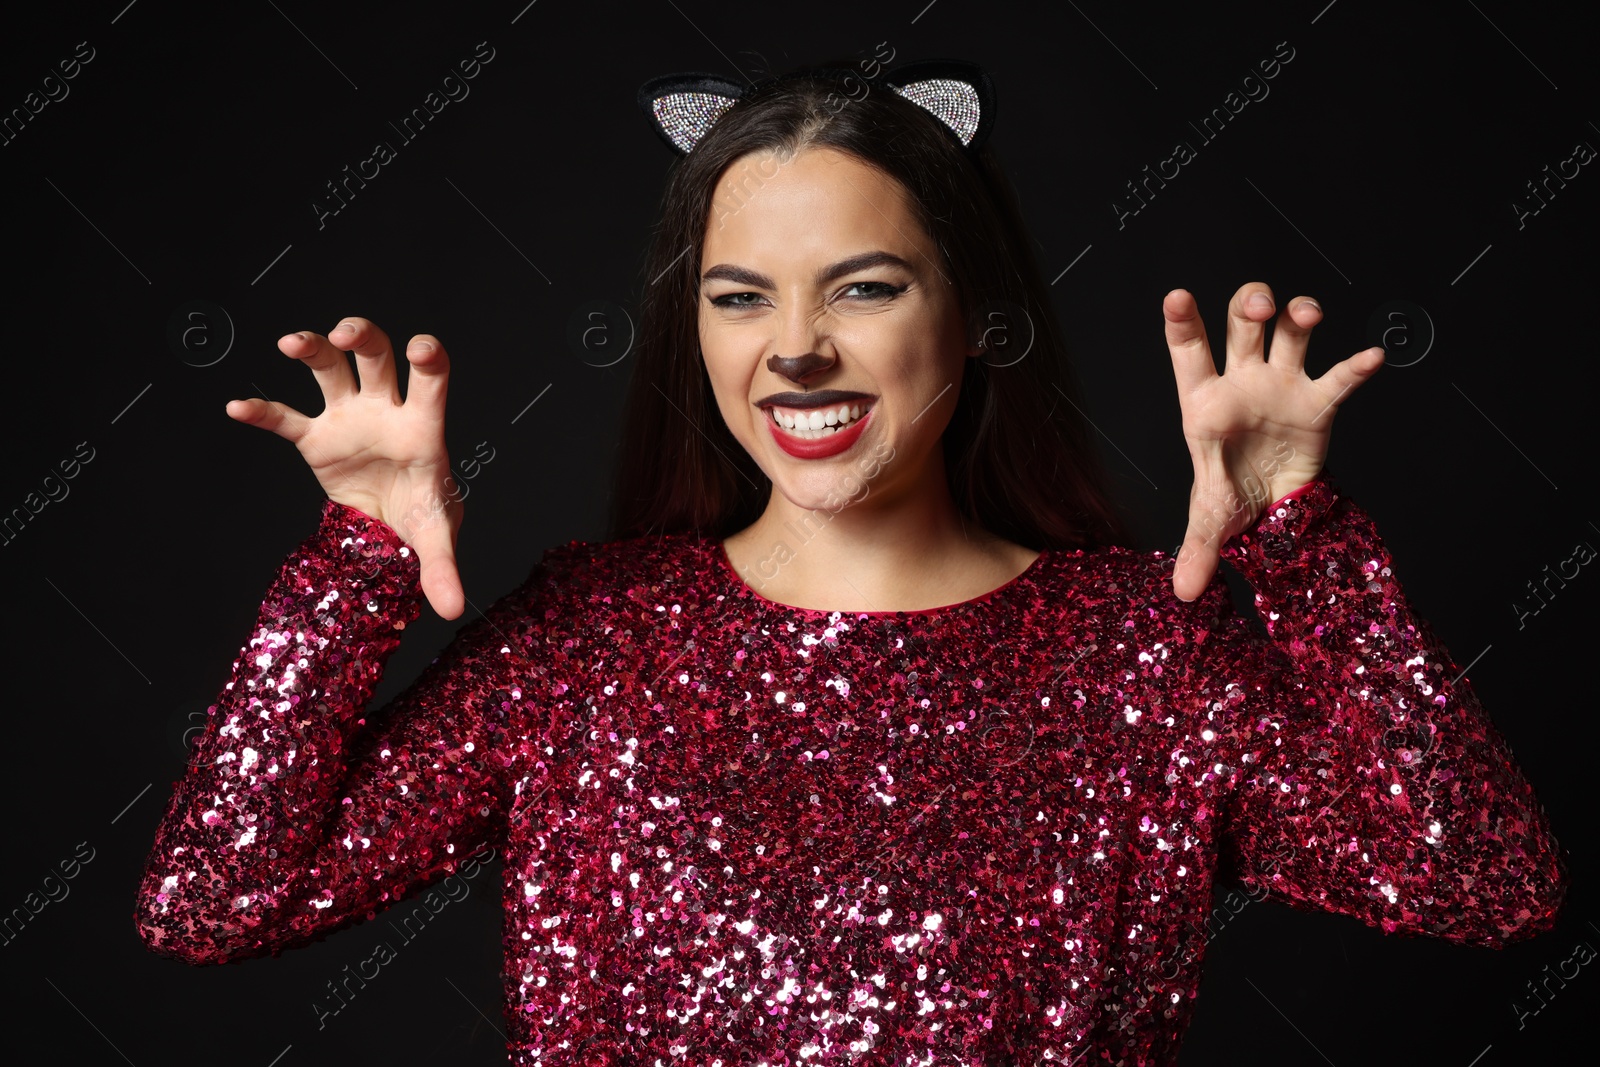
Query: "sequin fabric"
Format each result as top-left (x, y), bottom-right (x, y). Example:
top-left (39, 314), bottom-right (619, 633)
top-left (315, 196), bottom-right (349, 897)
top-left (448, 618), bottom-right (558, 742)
top-left (890, 78), bottom-right (982, 145)
top-left (654, 91), bottom-right (739, 153)
top-left (135, 477), bottom-right (1568, 1065)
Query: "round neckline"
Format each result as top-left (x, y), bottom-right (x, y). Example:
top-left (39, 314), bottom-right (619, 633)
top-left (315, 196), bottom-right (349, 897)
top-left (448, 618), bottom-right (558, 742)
top-left (711, 536), bottom-right (1046, 618)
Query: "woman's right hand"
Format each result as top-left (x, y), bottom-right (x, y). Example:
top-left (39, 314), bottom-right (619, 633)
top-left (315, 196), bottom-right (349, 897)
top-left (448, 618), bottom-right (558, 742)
top-left (224, 317), bottom-right (466, 620)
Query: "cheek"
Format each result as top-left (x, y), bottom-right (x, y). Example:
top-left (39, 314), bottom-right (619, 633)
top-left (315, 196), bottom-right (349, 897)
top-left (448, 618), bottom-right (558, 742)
top-left (697, 330), bottom-right (757, 436)
top-left (871, 328), bottom-right (949, 393)
top-left (697, 316), bottom-right (730, 385)
top-left (862, 316), bottom-right (967, 436)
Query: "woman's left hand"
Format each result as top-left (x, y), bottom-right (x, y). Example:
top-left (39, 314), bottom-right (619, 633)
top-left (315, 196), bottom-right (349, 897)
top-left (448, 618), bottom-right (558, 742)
top-left (1165, 282), bottom-right (1384, 602)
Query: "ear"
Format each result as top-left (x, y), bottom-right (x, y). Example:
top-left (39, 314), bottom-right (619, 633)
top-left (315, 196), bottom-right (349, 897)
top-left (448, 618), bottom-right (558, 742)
top-left (885, 59), bottom-right (997, 152)
top-left (637, 73), bottom-right (746, 155)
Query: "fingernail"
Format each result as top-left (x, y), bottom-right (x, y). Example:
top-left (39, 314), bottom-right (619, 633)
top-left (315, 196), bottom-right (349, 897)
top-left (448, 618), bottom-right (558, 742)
top-left (1299, 299), bottom-right (1320, 313)
top-left (1247, 293), bottom-right (1272, 311)
top-left (334, 322), bottom-right (357, 334)
top-left (412, 341), bottom-right (435, 354)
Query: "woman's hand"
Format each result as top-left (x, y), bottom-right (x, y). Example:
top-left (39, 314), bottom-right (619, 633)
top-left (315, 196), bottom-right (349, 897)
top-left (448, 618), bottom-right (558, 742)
top-left (224, 317), bottom-right (466, 620)
top-left (1165, 283), bottom-right (1384, 603)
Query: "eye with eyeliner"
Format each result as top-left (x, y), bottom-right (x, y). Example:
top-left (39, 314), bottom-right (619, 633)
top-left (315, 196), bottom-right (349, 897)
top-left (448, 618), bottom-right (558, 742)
top-left (707, 291), bottom-right (766, 308)
top-left (706, 281), bottom-right (907, 308)
top-left (835, 281), bottom-right (906, 301)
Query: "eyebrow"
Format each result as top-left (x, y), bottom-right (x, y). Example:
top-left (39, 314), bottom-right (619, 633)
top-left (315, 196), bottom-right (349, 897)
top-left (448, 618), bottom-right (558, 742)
top-left (700, 250), bottom-right (917, 291)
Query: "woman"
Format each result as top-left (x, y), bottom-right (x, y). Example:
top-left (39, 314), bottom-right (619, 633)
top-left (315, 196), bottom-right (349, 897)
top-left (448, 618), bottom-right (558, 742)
top-left (133, 59), bottom-right (1568, 1064)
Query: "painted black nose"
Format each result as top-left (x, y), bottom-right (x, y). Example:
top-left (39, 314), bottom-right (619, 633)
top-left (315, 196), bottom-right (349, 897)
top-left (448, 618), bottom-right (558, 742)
top-left (767, 352), bottom-right (833, 384)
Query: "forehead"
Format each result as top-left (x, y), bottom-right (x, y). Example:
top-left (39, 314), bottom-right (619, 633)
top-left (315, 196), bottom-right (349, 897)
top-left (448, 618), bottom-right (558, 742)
top-left (702, 146), bottom-right (928, 261)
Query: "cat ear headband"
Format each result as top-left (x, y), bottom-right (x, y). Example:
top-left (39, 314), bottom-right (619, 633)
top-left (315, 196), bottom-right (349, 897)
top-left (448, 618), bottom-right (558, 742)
top-left (637, 58), bottom-right (997, 156)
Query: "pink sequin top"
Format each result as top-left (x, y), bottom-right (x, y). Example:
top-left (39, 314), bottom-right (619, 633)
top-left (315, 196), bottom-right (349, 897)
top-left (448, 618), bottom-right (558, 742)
top-left (134, 477), bottom-right (1568, 1065)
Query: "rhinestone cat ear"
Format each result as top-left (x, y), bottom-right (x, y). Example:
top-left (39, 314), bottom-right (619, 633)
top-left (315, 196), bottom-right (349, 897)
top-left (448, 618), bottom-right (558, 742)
top-left (636, 73), bottom-right (746, 155)
top-left (884, 59), bottom-right (996, 152)
top-left (638, 60), bottom-right (997, 157)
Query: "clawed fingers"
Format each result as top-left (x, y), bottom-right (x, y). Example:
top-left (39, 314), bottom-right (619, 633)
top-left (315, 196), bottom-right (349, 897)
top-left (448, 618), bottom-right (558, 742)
top-left (1171, 478), bottom-right (1241, 602)
top-left (274, 319), bottom-right (451, 420)
top-left (1172, 525), bottom-right (1221, 603)
top-left (1172, 284), bottom-right (1332, 383)
top-left (419, 555), bottom-right (466, 620)
top-left (406, 505), bottom-right (465, 620)
top-left (1162, 282), bottom-right (1376, 604)
top-left (401, 333), bottom-right (451, 421)
top-left (277, 329), bottom-right (357, 406)
top-left (224, 396), bottom-right (312, 442)
top-left (1309, 345), bottom-right (1385, 424)
top-left (1264, 296), bottom-right (1322, 375)
top-left (1223, 282), bottom-right (1275, 370)
top-left (1164, 289), bottom-right (1216, 395)
top-left (329, 317), bottom-right (401, 402)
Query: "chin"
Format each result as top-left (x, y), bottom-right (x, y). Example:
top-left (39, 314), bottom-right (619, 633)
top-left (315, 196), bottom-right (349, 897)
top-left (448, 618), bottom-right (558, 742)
top-left (768, 449), bottom-right (891, 514)
top-left (771, 478), bottom-right (868, 517)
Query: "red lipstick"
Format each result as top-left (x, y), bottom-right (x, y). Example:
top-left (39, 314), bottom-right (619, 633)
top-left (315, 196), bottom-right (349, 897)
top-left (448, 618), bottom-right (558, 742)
top-left (766, 406), bottom-right (874, 460)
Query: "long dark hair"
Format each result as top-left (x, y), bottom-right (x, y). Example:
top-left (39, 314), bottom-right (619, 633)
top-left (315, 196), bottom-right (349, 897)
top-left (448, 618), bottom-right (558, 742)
top-left (608, 65), bottom-right (1133, 552)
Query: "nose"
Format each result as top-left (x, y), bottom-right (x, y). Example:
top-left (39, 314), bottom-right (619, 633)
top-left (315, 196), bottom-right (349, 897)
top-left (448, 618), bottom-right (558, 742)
top-left (766, 351), bottom-right (835, 384)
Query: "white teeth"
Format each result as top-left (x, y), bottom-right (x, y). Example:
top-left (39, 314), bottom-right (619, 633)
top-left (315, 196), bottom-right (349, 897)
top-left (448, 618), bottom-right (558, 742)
top-left (770, 402), bottom-right (870, 439)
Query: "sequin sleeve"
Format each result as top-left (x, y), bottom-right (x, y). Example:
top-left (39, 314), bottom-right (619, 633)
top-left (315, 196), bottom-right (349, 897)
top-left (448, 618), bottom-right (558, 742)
top-left (134, 499), bottom-right (561, 964)
top-left (1197, 477), bottom-right (1569, 948)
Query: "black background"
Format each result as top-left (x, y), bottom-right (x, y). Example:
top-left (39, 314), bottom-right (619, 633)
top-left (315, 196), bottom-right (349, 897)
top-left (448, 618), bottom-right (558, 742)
top-left (1, 1), bottom-right (1595, 1063)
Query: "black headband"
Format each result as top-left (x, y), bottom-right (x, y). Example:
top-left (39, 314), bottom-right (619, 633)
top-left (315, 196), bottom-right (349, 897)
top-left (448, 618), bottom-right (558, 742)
top-left (637, 58), bottom-right (997, 157)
